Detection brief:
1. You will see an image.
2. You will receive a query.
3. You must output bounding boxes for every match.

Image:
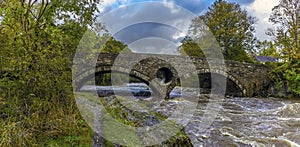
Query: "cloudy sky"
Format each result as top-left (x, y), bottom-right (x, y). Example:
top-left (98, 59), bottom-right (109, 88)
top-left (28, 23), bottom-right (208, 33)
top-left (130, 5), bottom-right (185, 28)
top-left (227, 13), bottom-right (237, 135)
top-left (97, 0), bottom-right (279, 54)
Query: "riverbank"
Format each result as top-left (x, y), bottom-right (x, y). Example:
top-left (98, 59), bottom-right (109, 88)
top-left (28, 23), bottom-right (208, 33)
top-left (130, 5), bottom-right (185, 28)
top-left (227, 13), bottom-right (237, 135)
top-left (76, 86), bottom-right (300, 146)
top-left (1, 84), bottom-right (299, 146)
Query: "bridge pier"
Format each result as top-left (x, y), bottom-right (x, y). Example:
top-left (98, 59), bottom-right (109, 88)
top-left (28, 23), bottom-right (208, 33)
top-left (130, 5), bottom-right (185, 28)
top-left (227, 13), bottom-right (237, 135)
top-left (148, 79), bottom-right (177, 99)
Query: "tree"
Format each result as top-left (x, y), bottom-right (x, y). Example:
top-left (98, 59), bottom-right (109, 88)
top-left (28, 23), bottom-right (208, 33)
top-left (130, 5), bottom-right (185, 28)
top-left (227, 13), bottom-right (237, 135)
top-left (96, 36), bottom-right (132, 85)
top-left (178, 36), bottom-right (204, 58)
top-left (101, 36), bottom-right (131, 53)
top-left (285, 68), bottom-right (300, 95)
top-left (0, 1), bottom-right (103, 145)
top-left (189, 0), bottom-right (256, 62)
top-left (266, 0), bottom-right (300, 97)
top-left (257, 40), bottom-right (280, 58)
top-left (267, 0), bottom-right (300, 60)
top-left (0, 0), bottom-right (102, 96)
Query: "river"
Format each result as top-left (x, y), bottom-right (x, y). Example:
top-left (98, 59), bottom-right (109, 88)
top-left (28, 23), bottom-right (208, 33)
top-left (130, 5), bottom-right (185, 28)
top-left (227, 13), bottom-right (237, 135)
top-left (80, 85), bottom-right (300, 146)
top-left (185, 97), bottom-right (300, 146)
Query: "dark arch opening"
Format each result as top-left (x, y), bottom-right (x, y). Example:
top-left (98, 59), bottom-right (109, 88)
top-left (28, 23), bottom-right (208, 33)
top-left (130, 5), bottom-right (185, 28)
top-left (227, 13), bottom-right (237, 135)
top-left (94, 72), bottom-right (144, 86)
top-left (200, 73), bottom-right (243, 96)
top-left (156, 67), bottom-right (173, 84)
top-left (77, 70), bottom-right (149, 87)
top-left (180, 73), bottom-right (243, 97)
top-left (77, 70), bottom-right (154, 97)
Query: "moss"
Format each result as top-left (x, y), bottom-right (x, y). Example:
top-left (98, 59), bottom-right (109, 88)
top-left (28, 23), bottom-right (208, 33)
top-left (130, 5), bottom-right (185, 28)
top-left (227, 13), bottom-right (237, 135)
top-left (101, 112), bottom-right (143, 146)
top-left (91, 95), bottom-right (193, 146)
top-left (158, 130), bottom-right (193, 147)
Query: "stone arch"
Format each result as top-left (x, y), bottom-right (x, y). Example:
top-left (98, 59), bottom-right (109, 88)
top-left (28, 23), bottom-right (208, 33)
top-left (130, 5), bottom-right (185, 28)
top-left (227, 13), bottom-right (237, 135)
top-left (197, 69), bottom-right (246, 96)
top-left (179, 68), bottom-right (246, 96)
top-left (73, 53), bottom-right (271, 97)
top-left (75, 66), bottom-right (152, 91)
top-left (75, 54), bottom-right (180, 99)
top-left (75, 66), bottom-right (178, 99)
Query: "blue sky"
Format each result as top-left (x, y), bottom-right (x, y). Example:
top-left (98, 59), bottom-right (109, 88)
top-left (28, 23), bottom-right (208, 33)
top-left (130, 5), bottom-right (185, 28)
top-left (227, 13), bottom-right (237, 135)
top-left (97, 0), bottom-right (279, 54)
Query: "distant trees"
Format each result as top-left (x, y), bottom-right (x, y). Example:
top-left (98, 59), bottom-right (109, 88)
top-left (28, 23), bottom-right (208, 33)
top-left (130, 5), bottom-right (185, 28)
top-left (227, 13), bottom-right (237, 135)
top-left (183, 0), bottom-right (256, 62)
top-left (178, 36), bottom-right (204, 58)
top-left (97, 36), bottom-right (132, 85)
top-left (101, 37), bottom-right (131, 53)
top-left (267, 0), bottom-right (300, 60)
top-left (267, 0), bottom-right (300, 96)
top-left (257, 40), bottom-right (280, 58)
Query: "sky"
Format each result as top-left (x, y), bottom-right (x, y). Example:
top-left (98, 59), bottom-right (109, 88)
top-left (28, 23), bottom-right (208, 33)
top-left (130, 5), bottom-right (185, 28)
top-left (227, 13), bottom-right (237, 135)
top-left (97, 0), bottom-right (279, 54)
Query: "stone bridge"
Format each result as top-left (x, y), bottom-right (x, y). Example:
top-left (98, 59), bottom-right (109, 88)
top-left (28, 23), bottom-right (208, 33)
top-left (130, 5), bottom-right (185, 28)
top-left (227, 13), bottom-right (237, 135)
top-left (74, 53), bottom-right (271, 98)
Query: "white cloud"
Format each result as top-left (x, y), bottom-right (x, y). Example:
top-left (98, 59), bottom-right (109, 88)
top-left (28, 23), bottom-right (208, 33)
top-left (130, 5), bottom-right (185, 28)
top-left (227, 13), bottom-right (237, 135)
top-left (162, 0), bottom-right (180, 14)
top-left (245, 0), bottom-right (279, 41)
top-left (128, 37), bottom-right (178, 54)
top-left (172, 32), bottom-right (186, 40)
top-left (99, 2), bottom-right (195, 36)
top-left (102, 0), bottom-right (117, 6)
top-left (98, 0), bottom-right (116, 12)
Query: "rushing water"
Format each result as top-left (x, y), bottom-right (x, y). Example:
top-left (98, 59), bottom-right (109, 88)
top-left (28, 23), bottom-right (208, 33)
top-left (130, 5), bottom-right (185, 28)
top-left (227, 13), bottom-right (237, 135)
top-left (81, 85), bottom-right (300, 146)
top-left (185, 97), bottom-right (300, 146)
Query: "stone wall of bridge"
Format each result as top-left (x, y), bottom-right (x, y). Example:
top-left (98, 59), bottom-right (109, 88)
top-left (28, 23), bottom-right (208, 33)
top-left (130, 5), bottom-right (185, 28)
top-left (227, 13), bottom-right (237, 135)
top-left (74, 53), bottom-right (271, 98)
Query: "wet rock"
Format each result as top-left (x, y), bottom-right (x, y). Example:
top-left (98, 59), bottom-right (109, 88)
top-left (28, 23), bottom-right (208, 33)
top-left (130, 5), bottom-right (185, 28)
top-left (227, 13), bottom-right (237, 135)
top-left (276, 103), bottom-right (300, 117)
top-left (92, 96), bottom-right (193, 146)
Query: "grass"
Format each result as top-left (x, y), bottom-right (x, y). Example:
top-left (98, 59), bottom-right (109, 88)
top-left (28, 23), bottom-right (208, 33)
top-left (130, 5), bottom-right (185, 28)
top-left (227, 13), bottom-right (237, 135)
top-left (1, 90), bottom-right (192, 146)
top-left (96, 95), bottom-right (192, 146)
top-left (0, 94), bottom-right (95, 147)
top-left (75, 92), bottom-right (143, 146)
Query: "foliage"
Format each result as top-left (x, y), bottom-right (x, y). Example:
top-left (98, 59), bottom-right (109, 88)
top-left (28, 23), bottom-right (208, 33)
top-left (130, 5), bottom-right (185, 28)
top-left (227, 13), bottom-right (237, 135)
top-left (100, 36), bottom-right (131, 53)
top-left (178, 36), bottom-right (205, 58)
top-left (267, 0), bottom-right (300, 60)
top-left (0, 0), bottom-right (102, 146)
top-left (188, 0), bottom-right (256, 62)
top-left (285, 68), bottom-right (300, 95)
top-left (257, 40), bottom-right (281, 58)
top-left (95, 36), bottom-right (132, 86)
top-left (266, 0), bottom-right (300, 97)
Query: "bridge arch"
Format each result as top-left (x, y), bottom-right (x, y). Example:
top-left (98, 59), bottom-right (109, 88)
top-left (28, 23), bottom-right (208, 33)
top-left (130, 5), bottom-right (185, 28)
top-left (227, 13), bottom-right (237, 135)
top-left (180, 68), bottom-right (246, 96)
top-left (75, 66), bottom-right (152, 90)
top-left (76, 66), bottom-right (247, 97)
top-left (74, 53), bottom-right (271, 97)
top-left (75, 66), bottom-right (177, 99)
top-left (196, 69), bottom-right (246, 96)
